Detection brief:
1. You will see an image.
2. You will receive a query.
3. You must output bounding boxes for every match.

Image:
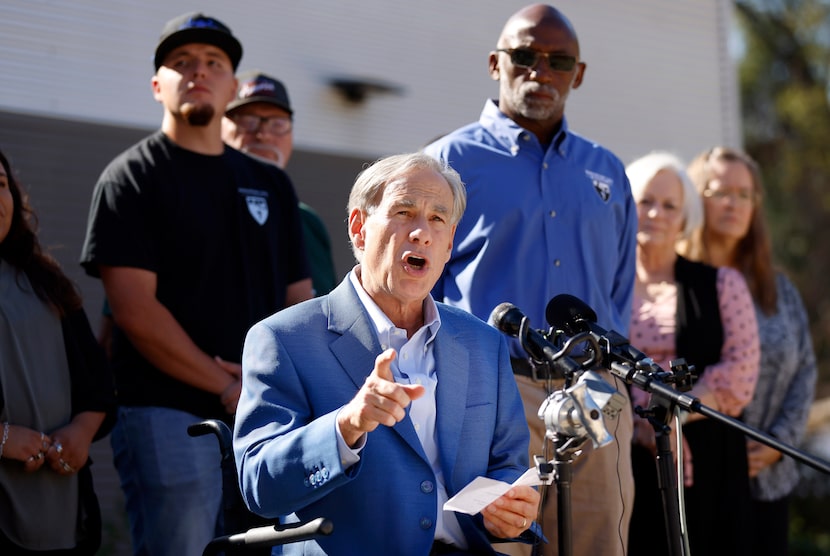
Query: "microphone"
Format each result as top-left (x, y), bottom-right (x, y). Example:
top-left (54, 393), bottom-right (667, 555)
top-left (545, 294), bottom-right (598, 336)
top-left (489, 302), bottom-right (581, 378)
top-left (545, 295), bottom-right (703, 423)
top-left (545, 294), bottom-right (663, 374)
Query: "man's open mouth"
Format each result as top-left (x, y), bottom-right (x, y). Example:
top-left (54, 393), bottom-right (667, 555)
top-left (406, 255), bottom-right (426, 269)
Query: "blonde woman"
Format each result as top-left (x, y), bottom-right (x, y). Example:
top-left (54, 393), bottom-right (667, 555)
top-left (625, 151), bottom-right (760, 556)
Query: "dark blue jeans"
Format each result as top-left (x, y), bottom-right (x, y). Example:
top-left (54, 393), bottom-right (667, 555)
top-left (111, 406), bottom-right (223, 556)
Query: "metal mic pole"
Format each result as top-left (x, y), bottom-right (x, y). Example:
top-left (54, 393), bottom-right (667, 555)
top-left (614, 357), bottom-right (830, 556)
top-left (611, 361), bottom-right (830, 475)
top-left (641, 405), bottom-right (684, 556)
top-left (553, 435), bottom-right (574, 556)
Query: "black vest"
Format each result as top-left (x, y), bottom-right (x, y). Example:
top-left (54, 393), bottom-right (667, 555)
top-left (674, 255), bottom-right (724, 376)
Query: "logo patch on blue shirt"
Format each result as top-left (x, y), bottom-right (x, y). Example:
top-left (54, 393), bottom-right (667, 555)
top-left (585, 170), bottom-right (612, 202)
top-left (246, 196), bottom-right (269, 225)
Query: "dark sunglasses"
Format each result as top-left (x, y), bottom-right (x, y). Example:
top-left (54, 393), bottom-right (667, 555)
top-left (496, 48), bottom-right (578, 72)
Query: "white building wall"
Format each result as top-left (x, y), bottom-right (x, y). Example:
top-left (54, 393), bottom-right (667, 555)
top-left (0, 0), bottom-right (741, 165)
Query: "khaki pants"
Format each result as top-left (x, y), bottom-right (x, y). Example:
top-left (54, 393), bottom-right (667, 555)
top-left (494, 373), bottom-right (634, 556)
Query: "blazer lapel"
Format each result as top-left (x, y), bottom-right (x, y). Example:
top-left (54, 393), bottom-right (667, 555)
top-left (327, 280), bottom-right (380, 391)
top-left (433, 311), bottom-right (470, 490)
top-left (326, 277), bottom-right (428, 460)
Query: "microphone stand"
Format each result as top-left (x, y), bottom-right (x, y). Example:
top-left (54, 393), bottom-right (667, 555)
top-left (550, 432), bottom-right (586, 556)
top-left (631, 359), bottom-right (692, 556)
top-left (531, 385), bottom-right (583, 556)
top-left (524, 327), bottom-right (603, 556)
top-left (613, 359), bottom-right (830, 474)
top-left (612, 358), bottom-right (830, 556)
top-left (544, 296), bottom-right (830, 556)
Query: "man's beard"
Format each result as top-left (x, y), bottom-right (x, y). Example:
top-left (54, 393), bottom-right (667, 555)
top-left (517, 101), bottom-right (557, 121)
top-left (517, 95), bottom-right (560, 121)
top-left (242, 143), bottom-right (285, 168)
top-left (181, 103), bottom-right (215, 127)
top-left (511, 83), bottom-right (563, 121)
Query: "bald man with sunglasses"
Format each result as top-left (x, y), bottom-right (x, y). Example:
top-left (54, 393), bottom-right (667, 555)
top-left (424, 4), bottom-right (637, 556)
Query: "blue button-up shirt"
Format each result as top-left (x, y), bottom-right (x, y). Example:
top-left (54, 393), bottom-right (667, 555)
top-left (425, 100), bottom-right (636, 357)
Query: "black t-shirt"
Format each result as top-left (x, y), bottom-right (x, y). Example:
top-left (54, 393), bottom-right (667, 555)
top-left (80, 131), bottom-right (309, 419)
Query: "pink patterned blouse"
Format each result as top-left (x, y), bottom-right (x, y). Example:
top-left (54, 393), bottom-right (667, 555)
top-left (629, 266), bottom-right (760, 417)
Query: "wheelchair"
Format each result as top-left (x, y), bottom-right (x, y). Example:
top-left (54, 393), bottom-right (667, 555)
top-left (188, 419), bottom-right (333, 555)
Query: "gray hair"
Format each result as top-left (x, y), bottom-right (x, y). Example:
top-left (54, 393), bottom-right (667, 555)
top-left (626, 151), bottom-right (702, 240)
top-left (347, 152), bottom-right (466, 259)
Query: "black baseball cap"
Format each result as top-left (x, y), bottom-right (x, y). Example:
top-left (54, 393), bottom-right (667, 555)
top-left (226, 71), bottom-right (293, 116)
top-left (154, 12), bottom-right (243, 71)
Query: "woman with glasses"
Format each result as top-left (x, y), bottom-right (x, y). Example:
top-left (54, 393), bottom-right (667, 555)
top-left (680, 146), bottom-right (817, 556)
top-left (625, 151), bottom-right (760, 556)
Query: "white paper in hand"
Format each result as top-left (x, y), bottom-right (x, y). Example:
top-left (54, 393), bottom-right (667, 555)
top-left (443, 467), bottom-right (546, 515)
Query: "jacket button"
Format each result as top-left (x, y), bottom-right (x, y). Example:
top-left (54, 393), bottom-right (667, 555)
top-left (420, 480), bottom-right (434, 494)
top-left (420, 517), bottom-right (433, 530)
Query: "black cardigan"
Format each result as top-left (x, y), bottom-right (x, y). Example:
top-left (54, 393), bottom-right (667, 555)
top-left (674, 255), bottom-right (724, 377)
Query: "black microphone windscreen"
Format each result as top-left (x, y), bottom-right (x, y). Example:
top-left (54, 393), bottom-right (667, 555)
top-left (489, 302), bottom-right (523, 337)
top-left (545, 294), bottom-right (598, 335)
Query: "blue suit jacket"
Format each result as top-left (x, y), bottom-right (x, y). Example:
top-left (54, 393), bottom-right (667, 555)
top-left (234, 277), bottom-right (532, 555)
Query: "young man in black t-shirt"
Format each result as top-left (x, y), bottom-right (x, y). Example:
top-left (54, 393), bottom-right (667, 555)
top-left (80, 12), bottom-right (312, 556)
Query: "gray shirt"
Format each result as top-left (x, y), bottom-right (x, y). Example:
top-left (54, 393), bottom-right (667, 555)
top-left (741, 271), bottom-right (817, 500)
top-left (0, 260), bottom-right (78, 549)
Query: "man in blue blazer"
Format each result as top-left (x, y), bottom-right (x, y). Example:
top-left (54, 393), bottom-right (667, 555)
top-left (234, 152), bottom-right (540, 555)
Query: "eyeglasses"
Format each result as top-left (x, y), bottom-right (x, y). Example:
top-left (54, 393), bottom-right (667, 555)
top-left (231, 114), bottom-right (292, 136)
top-left (496, 48), bottom-right (578, 72)
top-left (702, 188), bottom-right (755, 204)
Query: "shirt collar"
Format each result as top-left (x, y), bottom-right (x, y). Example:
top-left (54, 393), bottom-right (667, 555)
top-left (348, 267), bottom-right (441, 346)
top-left (480, 98), bottom-right (571, 155)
